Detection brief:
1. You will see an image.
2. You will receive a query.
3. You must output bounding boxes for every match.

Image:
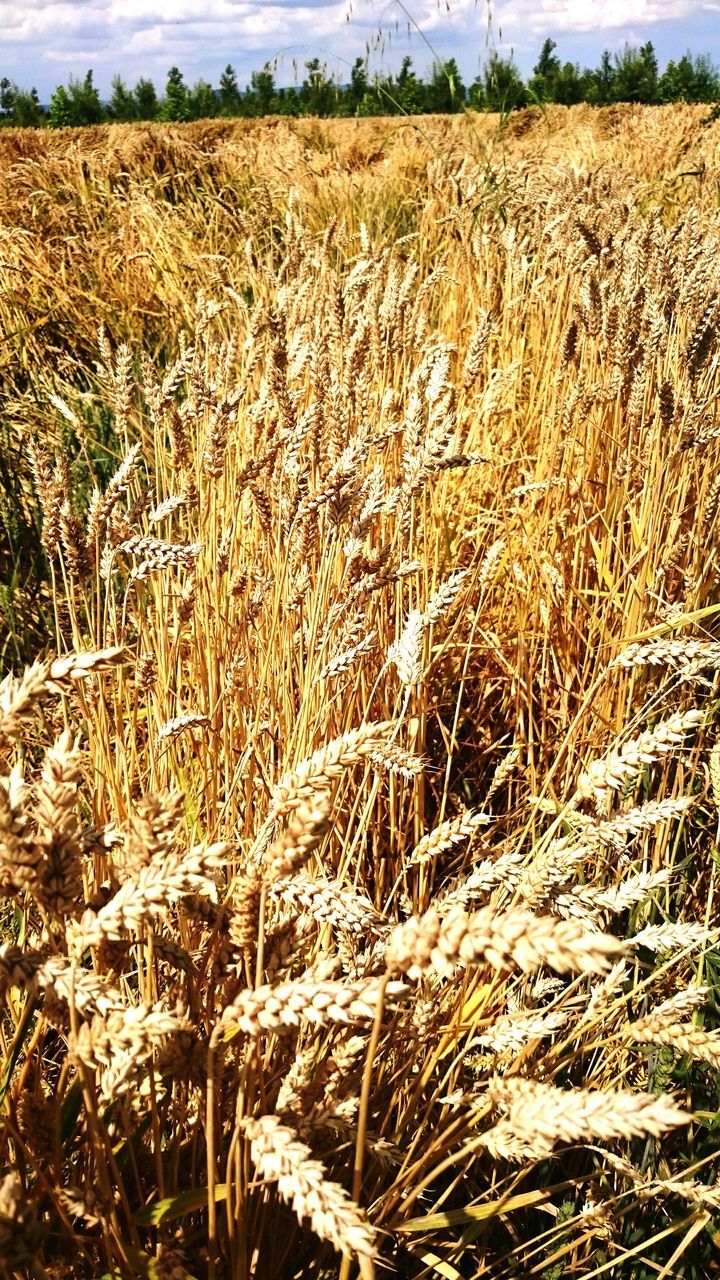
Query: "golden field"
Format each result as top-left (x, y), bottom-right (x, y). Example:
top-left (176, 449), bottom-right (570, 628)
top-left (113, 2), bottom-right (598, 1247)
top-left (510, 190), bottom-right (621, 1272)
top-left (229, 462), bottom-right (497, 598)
top-left (1, 104), bottom-right (720, 1278)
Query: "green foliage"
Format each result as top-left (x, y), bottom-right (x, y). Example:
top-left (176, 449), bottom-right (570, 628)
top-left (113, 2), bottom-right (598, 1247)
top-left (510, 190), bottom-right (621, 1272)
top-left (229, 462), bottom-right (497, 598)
top-left (0, 79), bottom-right (44, 127)
top-left (613, 41), bottom-right (659, 104)
top-left (0, 77), bottom-right (12, 116)
top-left (48, 85), bottom-right (72, 128)
top-left (49, 70), bottom-right (105, 128)
top-left (528, 38), bottom-right (561, 102)
top-left (300, 59), bottom-right (336, 117)
top-left (276, 86), bottom-right (302, 117)
top-left (472, 52), bottom-right (526, 112)
top-left (395, 56), bottom-right (424, 112)
top-left (659, 53), bottom-right (720, 103)
top-left (189, 79), bottom-right (217, 121)
top-left (134, 78), bottom-right (159, 121)
top-left (587, 51), bottom-right (616, 106)
top-left (425, 58), bottom-right (466, 113)
top-left (528, 40), bottom-right (588, 106)
top-left (247, 66), bottom-right (276, 117)
top-left (554, 62), bottom-right (588, 105)
top-left (218, 64), bottom-right (241, 117)
top-left (109, 76), bottom-right (137, 123)
top-left (374, 56), bottom-right (424, 115)
top-left (159, 66), bottom-right (190, 123)
top-left (12, 89), bottom-right (43, 127)
top-left (343, 57), bottom-right (370, 115)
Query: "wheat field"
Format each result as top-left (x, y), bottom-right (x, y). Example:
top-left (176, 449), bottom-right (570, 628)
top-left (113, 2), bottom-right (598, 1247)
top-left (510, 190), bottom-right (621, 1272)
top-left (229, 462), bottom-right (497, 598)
top-left (1, 103), bottom-right (720, 1278)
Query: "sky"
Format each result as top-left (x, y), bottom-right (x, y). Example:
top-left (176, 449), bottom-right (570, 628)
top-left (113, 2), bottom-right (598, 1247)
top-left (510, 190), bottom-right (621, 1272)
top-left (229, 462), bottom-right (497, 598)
top-left (1, 0), bottom-right (719, 100)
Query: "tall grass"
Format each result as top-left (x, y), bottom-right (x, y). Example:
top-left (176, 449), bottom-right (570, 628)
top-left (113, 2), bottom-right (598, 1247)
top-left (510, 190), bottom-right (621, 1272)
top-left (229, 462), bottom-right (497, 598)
top-left (1, 103), bottom-right (720, 1278)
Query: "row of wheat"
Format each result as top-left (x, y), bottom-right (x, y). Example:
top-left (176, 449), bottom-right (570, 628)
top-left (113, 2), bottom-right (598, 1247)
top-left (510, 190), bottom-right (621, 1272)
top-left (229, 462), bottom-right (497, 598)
top-left (1, 108), bottom-right (720, 1277)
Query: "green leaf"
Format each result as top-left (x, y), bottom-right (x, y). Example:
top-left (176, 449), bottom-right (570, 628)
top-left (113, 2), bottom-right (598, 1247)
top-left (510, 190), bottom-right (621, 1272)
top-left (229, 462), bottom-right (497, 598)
top-left (60, 1080), bottom-right (83, 1143)
top-left (134, 1183), bottom-right (228, 1226)
top-left (0, 997), bottom-right (38, 1111)
top-left (397, 1186), bottom-right (567, 1232)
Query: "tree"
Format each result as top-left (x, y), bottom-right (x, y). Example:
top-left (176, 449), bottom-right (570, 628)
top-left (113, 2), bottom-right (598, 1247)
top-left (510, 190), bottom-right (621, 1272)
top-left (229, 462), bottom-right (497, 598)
top-left (658, 57), bottom-right (682, 102)
top-left (9, 86), bottom-right (43, 127)
top-left (74, 70), bottom-right (105, 124)
top-left (425, 58), bottom-right (466, 113)
top-left (219, 64), bottom-right (241, 116)
top-left (49, 85), bottom-right (73, 128)
top-left (535, 38), bottom-right (561, 81)
top-left (247, 66), bottom-right (276, 116)
top-left (528, 38), bottom-right (561, 101)
top-left (587, 50), bottom-right (616, 105)
top-left (339, 58), bottom-right (383, 116)
top-left (553, 61), bottom-right (587, 105)
top-left (301, 58), bottom-right (335, 116)
top-left (0, 78), bottom-right (14, 118)
top-left (468, 76), bottom-right (486, 110)
top-left (345, 57), bottom-right (369, 113)
top-left (134, 78), bottom-right (159, 121)
top-left (160, 66), bottom-right (190, 122)
top-left (640, 41), bottom-right (659, 98)
top-left (687, 52), bottom-right (720, 100)
top-left (372, 57), bottom-right (419, 115)
top-left (6, 36), bottom-right (719, 132)
top-left (276, 86), bottom-right (302, 117)
top-left (613, 42), bottom-right (658, 103)
top-left (189, 79), bottom-right (217, 120)
top-left (395, 57), bottom-right (426, 115)
top-left (109, 75), bottom-right (137, 122)
top-left (475, 53), bottom-right (526, 113)
top-left (49, 71), bottom-right (105, 128)
top-left (658, 52), bottom-right (720, 102)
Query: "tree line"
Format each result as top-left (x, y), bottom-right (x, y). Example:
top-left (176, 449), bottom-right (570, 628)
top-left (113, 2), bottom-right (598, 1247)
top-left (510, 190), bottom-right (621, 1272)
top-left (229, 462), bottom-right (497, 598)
top-left (0, 39), bottom-right (718, 129)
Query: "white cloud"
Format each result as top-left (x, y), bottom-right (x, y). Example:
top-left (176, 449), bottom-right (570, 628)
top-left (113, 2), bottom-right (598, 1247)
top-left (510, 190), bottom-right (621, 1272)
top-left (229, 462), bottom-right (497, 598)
top-left (529, 0), bottom-right (694, 29)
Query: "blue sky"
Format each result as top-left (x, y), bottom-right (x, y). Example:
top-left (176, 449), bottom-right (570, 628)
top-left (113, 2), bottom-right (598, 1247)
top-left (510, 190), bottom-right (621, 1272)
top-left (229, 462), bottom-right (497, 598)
top-left (1, 1), bottom-right (718, 99)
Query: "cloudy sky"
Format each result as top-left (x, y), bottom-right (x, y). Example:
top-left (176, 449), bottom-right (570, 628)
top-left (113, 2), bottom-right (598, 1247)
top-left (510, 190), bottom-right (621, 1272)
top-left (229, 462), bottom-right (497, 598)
top-left (1, 0), bottom-right (719, 100)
